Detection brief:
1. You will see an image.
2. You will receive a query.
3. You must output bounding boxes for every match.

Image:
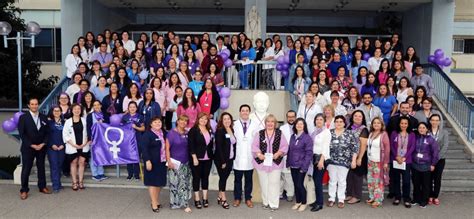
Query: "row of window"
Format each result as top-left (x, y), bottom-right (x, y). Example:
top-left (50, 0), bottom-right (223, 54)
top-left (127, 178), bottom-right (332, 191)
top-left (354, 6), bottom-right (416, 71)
top-left (26, 28), bottom-right (62, 62)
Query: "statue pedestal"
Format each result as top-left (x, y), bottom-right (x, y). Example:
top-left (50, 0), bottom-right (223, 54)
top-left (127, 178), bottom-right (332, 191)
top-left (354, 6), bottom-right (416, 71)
top-left (251, 170), bottom-right (262, 202)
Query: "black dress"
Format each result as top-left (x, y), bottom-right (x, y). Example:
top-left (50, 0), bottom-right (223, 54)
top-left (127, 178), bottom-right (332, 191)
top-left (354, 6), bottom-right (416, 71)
top-left (142, 130), bottom-right (167, 187)
top-left (67, 120), bottom-right (90, 163)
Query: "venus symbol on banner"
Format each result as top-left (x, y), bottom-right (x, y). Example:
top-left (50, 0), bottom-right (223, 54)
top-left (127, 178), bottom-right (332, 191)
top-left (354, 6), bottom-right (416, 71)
top-left (104, 126), bottom-right (124, 159)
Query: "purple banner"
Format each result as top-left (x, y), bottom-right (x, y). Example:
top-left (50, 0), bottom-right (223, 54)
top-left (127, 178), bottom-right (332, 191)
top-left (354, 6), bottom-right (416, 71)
top-left (91, 123), bottom-right (139, 166)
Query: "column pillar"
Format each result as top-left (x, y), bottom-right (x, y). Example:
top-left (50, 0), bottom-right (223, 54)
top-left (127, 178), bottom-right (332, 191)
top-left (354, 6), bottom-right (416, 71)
top-left (61, 0), bottom-right (84, 78)
top-left (430, 0), bottom-right (455, 72)
top-left (244, 0), bottom-right (267, 41)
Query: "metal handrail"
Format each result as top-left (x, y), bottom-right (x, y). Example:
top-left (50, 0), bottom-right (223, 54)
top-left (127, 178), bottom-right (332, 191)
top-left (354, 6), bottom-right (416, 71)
top-left (38, 77), bottom-right (69, 116)
top-left (422, 63), bottom-right (474, 142)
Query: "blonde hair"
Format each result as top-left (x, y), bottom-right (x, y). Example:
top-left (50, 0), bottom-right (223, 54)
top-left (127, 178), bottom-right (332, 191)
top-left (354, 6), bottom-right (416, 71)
top-left (323, 104), bottom-right (335, 118)
top-left (264, 114), bottom-right (279, 129)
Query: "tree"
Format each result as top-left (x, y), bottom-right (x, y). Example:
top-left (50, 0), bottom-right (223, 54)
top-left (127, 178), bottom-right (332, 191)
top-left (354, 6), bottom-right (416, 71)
top-left (0, 0), bottom-right (58, 108)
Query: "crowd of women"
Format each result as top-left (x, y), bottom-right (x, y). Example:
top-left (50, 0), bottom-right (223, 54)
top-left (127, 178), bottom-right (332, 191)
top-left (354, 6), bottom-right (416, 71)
top-left (32, 30), bottom-right (448, 213)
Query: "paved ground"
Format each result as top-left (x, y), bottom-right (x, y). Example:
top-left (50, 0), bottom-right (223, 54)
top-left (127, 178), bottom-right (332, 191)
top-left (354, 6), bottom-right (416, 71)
top-left (0, 183), bottom-right (473, 219)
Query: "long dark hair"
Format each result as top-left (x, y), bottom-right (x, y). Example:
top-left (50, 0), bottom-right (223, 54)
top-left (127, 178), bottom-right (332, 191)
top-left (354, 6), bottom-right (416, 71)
top-left (168, 73), bottom-right (182, 88)
top-left (351, 49), bottom-right (363, 68)
top-left (356, 66), bottom-right (368, 85)
top-left (292, 66), bottom-right (306, 84)
top-left (181, 88), bottom-right (197, 109)
top-left (316, 70), bottom-right (330, 85)
top-left (127, 83), bottom-right (142, 99)
top-left (217, 112), bottom-right (234, 131)
top-left (80, 91), bottom-right (96, 113)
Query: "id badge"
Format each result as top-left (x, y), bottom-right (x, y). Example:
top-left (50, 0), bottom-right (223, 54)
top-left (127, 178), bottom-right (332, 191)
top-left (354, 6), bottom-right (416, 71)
top-left (417, 153), bottom-right (424, 158)
top-left (263, 153), bottom-right (273, 167)
top-left (333, 140), bottom-right (340, 144)
top-left (225, 134), bottom-right (230, 138)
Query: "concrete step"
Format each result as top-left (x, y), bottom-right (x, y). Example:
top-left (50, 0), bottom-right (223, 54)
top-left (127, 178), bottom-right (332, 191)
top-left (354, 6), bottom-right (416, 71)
top-left (443, 169), bottom-right (474, 180)
top-left (445, 150), bottom-right (469, 159)
top-left (444, 159), bottom-right (474, 169)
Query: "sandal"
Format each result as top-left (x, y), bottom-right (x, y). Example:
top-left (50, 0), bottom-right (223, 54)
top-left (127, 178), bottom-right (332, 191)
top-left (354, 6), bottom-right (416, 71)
top-left (347, 198), bottom-right (361, 204)
top-left (221, 200), bottom-right (230, 209)
top-left (371, 202), bottom-right (382, 208)
top-left (194, 200), bottom-right (202, 209)
top-left (393, 199), bottom-right (400, 206)
top-left (184, 207), bottom-right (192, 213)
top-left (337, 202), bottom-right (345, 209)
top-left (217, 197), bottom-right (222, 205)
top-left (203, 199), bottom-right (209, 208)
top-left (428, 198), bottom-right (433, 205)
top-left (433, 198), bottom-right (440, 205)
top-left (78, 181), bottom-right (85, 190)
top-left (72, 182), bottom-right (78, 191)
top-left (366, 199), bottom-right (375, 204)
top-left (327, 201), bottom-right (335, 207)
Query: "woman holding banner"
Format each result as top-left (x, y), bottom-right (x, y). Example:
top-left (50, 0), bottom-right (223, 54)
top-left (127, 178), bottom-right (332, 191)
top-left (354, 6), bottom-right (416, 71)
top-left (86, 100), bottom-right (109, 181)
top-left (142, 117), bottom-right (168, 213)
top-left (166, 115), bottom-right (193, 213)
top-left (122, 101), bottom-right (146, 181)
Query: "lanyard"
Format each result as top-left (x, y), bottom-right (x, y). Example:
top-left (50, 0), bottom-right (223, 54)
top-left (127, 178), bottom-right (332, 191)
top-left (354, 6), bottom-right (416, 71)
top-left (240, 119), bottom-right (251, 133)
top-left (99, 52), bottom-right (107, 63)
top-left (304, 103), bottom-right (314, 120)
top-left (398, 133), bottom-right (408, 156)
top-left (265, 130), bottom-right (275, 153)
top-left (255, 113), bottom-right (265, 128)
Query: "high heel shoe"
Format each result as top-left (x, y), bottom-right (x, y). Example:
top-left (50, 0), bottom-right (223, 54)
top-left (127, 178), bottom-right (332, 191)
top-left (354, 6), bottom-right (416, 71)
top-left (203, 199), bottom-right (209, 208)
top-left (194, 200), bottom-right (202, 209)
top-left (78, 181), bottom-right (85, 190)
top-left (151, 204), bottom-right (159, 213)
top-left (221, 200), bottom-right (230, 209)
top-left (217, 197), bottom-right (222, 205)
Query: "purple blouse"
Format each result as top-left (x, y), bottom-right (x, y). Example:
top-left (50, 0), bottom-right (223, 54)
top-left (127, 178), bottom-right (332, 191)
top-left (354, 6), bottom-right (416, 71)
top-left (167, 129), bottom-right (189, 163)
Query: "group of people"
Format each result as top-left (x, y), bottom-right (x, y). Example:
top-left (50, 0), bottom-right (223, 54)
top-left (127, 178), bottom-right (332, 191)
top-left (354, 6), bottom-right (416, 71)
top-left (17, 30), bottom-right (448, 214)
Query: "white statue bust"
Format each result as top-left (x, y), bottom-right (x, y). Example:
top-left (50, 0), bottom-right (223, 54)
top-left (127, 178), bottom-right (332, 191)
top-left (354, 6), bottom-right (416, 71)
top-left (249, 91), bottom-right (269, 130)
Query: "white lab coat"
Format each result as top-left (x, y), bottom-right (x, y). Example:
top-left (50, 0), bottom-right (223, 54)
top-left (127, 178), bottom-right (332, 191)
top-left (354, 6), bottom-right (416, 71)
top-left (63, 118), bottom-right (90, 155)
top-left (297, 103), bottom-right (323, 133)
top-left (233, 119), bottom-right (258, 171)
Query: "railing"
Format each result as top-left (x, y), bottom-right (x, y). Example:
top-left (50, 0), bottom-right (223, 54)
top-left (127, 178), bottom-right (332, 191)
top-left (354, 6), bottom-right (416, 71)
top-left (38, 77), bottom-right (70, 116)
top-left (223, 60), bottom-right (279, 90)
top-left (423, 63), bottom-right (474, 142)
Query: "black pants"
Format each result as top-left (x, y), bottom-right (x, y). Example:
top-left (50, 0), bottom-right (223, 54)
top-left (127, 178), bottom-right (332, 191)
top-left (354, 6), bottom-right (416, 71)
top-left (430, 159), bottom-right (445, 198)
top-left (190, 160), bottom-right (212, 192)
top-left (291, 168), bottom-right (307, 204)
top-left (165, 111), bottom-right (173, 130)
top-left (21, 148), bottom-right (47, 193)
top-left (234, 169), bottom-right (253, 201)
top-left (412, 167), bottom-right (431, 206)
top-left (391, 163), bottom-right (412, 202)
top-left (312, 166), bottom-right (325, 206)
top-left (346, 170), bottom-right (364, 199)
top-left (216, 160), bottom-right (233, 192)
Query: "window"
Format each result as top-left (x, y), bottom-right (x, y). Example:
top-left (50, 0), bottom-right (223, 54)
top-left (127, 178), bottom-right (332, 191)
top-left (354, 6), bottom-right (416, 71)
top-left (464, 39), bottom-right (474, 54)
top-left (26, 28), bottom-right (62, 62)
top-left (453, 39), bottom-right (464, 53)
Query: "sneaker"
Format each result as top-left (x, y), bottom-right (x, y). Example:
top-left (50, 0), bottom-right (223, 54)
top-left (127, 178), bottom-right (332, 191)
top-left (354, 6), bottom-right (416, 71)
top-left (99, 175), bottom-right (108, 180)
top-left (411, 201), bottom-right (418, 206)
top-left (419, 205), bottom-right (427, 209)
top-left (134, 176), bottom-right (140, 181)
top-left (53, 189), bottom-right (60, 194)
top-left (262, 205), bottom-right (270, 209)
top-left (92, 175), bottom-right (101, 181)
top-left (270, 207), bottom-right (278, 212)
top-left (126, 176), bottom-right (133, 181)
top-left (287, 196), bottom-right (293, 202)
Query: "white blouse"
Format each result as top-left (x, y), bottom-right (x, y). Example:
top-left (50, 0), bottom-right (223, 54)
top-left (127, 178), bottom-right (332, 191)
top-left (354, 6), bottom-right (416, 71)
top-left (368, 135), bottom-right (381, 162)
top-left (313, 128), bottom-right (331, 160)
top-left (65, 54), bottom-right (82, 78)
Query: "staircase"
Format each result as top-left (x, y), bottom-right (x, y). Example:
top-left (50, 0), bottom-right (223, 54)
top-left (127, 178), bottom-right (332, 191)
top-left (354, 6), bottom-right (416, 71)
top-left (12, 63), bottom-right (474, 192)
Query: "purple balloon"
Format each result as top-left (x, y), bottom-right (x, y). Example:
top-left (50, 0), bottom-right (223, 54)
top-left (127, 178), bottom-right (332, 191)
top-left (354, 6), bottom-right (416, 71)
top-left (216, 86), bottom-right (222, 92)
top-left (434, 49), bottom-right (444, 58)
top-left (2, 118), bottom-right (16, 133)
top-left (363, 53), bottom-right (371, 61)
top-left (221, 49), bottom-right (230, 57)
top-left (276, 64), bottom-right (285, 71)
top-left (145, 47), bottom-right (153, 55)
top-left (220, 87), bottom-right (231, 98)
top-left (210, 119), bottom-right (217, 132)
top-left (282, 63), bottom-right (289, 70)
top-left (220, 53), bottom-right (229, 61)
top-left (13, 112), bottom-right (24, 125)
top-left (283, 55), bottom-right (290, 64)
top-left (109, 114), bottom-right (122, 126)
top-left (428, 55), bottom-right (436, 63)
top-left (443, 58), bottom-right (452, 67)
top-left (277, 56), bottom-right (285, 64)
top-left (281, 70), bottom-right (289, 78)
top-left (224, 59), bottom-right (233, 68)
top-left (435, 57), bottom-right (445, 66)
top-left (220, 98), bottom-right (229, 110)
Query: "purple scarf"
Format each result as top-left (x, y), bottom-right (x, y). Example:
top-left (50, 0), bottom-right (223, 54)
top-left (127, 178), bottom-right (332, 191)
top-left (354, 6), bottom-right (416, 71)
top-left (311, 127), bottom-right (324, 139)
top-left (93, 111), bottom-right (104, 121)
top-left (76, 91), bottom-right (84, 104)
top-left (151, 128), bottom-right (166, 162)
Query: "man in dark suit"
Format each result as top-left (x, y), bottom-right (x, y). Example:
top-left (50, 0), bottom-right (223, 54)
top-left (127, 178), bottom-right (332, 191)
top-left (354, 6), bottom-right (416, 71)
top-left (387, 101), bottom-right (419, 135)
top-left (17, 97), bottom-right (51, 200)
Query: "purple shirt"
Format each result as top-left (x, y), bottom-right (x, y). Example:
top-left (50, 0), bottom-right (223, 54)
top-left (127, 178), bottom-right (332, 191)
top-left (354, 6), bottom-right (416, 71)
top-left (91, 52), bottom-right (113, 72)
top-left (251, 131), bottom-right (288, 172)
top-left (168, 129), bottom-right (189, 163)
top-left (390, 132), bottom-right (416, 164)
top-left (286, 133), bottom-right (314, 172)
top-left (200, 131), bottom-right (211, 161)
